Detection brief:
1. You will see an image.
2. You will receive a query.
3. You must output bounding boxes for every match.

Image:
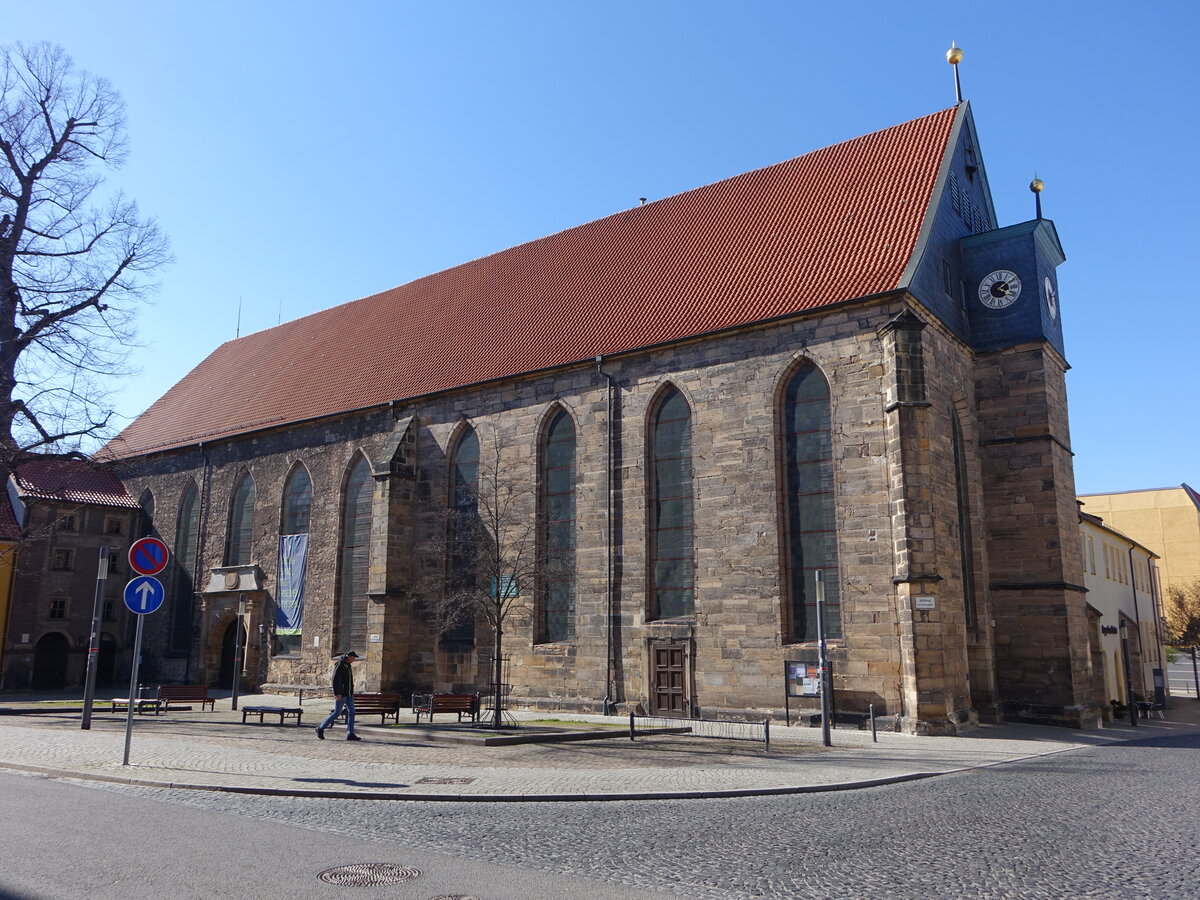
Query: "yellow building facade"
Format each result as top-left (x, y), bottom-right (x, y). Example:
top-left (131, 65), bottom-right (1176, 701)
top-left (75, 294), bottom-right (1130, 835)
top-left (1079, 486), bottom-right (1200, 594)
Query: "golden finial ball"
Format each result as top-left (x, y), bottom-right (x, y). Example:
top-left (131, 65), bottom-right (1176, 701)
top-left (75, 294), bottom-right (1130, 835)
top-left (946, 44), bottom-right (964, 65)
top-left (1030, 178), bottom-right (1045, 194)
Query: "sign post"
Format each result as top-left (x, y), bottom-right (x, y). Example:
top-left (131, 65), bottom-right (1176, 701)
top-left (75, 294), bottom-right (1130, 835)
top-left (81, 547), bottom-right (110, 730)
top-left (121, 564), bottom-right (167, 766)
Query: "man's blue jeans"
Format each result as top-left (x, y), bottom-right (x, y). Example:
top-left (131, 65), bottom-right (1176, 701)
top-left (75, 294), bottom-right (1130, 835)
top-left (319, 695), bottom-right (356, 735)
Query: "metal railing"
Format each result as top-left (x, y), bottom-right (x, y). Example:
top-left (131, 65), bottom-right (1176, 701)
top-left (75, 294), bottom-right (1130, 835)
top-left (629, 713), bottom-right (770, 751)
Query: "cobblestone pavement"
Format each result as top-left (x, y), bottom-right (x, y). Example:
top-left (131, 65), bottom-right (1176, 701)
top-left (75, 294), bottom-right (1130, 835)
top-left (25, 720), bottom-right (1198, 899)
top-left (3, 692), bottom-right (1182, 800)
top-left (4, 697), bottom-right (1198, 898)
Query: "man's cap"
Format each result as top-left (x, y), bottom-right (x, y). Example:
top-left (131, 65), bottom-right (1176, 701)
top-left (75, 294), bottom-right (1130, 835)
top-left (344, 651), bottom-right (360, 659)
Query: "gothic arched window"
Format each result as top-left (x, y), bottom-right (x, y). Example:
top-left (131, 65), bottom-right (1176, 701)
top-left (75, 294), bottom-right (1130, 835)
top-left (277, 464), bottom-right (313, 656)
top-left (336, 456), bottom-right (372, 652)
top-left (445, 427), bottom-right (479, 645)
top-left (138, 489), bottom-right (155, 539)
top-left (281, 465), bottom-right (313, 536)
top-left (781, 363), bottom-right (840, 641)
top-left (540, 409), bottom-right (576, 642)
top-left (171, 481), bottom-right (199, 653)
top-left (649, 387), bottom-right (694, 619)
top-left (224, 473), bottom-right (255, 567)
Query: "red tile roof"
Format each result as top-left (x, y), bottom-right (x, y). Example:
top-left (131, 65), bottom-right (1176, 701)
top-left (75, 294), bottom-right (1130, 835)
top-left (0, 493), bottom-right (20, 542)
top-left (12, 457), bottom-right (140, 509)
top-left (107, 106), bottom-right (959, 459)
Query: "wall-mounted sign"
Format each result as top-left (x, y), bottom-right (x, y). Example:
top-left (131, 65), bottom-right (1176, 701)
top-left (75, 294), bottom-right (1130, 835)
top-left (914, 596), bottom-right (936, 610)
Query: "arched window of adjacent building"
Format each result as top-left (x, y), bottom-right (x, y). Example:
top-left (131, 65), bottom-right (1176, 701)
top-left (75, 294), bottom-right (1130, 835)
top-left (952, 414), bottom-right (978, 628)
top-left (781, 362), bottom-right (840, 642)
top-left (277, 464), bottom-right (313, 656)
top-left (445, 426), bottom-right (479, 645)
top-left (540, 408), bottom-right (576, 642)
top-left (171, 481), bottom-right (200, 654)
top-left (336, 455), bottom-right (372, 653)
top-left (224, 472), bottom-right (255, 566)
top-left (649, 386), bottom-right (694, 620)
top-left (138, 489), bottom-right (155, 539)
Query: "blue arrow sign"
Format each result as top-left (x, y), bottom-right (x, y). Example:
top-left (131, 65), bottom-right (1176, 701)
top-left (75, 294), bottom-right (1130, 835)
top-left (123, 576), bottom-right (165, 615)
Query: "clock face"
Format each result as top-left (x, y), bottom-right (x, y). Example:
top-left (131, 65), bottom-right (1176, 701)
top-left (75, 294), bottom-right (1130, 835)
top-left (1044, 276), bottom-right (1058, 320)
top-left (978, 269), bottom-right (1022, 309)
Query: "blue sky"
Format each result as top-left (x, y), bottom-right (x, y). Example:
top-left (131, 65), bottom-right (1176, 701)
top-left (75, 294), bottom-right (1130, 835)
top-left (5, 1), bottom-right (1197, 495)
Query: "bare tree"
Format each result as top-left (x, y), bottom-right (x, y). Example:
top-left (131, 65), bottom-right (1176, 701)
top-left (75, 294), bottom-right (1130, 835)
top-left (419, 429), bottom-right (552, 729)
top-left (0, 42), bottom-right (169, 476)
top-left (1165, 581), bottom-right (1200, 649)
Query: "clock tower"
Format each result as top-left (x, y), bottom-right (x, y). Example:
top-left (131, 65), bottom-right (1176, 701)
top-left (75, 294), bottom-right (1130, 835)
top-left (961, 216), bottom-right (1065, 356)
top-left (964, 208), bottom-right (1102, 728)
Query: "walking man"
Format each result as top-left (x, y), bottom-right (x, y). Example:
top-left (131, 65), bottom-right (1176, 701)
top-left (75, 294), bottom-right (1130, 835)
top-left (317, 651), bottom-right (362, 741)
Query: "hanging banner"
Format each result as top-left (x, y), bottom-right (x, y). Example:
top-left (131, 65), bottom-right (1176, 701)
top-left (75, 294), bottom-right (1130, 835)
top-left (276, 534), bottom-right (308, 634)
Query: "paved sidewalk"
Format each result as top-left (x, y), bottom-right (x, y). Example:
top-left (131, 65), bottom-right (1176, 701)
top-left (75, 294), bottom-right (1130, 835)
top-left (2, 693), bottom-right (1197, 802)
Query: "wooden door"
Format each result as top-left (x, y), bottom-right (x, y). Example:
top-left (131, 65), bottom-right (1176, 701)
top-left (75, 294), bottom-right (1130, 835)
top-left (650, 640), bottom-right (689, 716)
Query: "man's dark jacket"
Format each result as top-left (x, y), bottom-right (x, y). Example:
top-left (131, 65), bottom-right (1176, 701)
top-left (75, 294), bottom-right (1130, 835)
top-left (331, 656), bottom-right (355, 696)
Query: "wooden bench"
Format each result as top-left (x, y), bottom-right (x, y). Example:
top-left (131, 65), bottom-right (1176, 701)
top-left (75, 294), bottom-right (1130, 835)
top-left (157, 684), bottom-right (216, 712)
top-left (413, 692), bottom-right (480, 724)
top-left (109, 697), bottom-right (162, 715)
top-left (333, 692), bottom-right (403, 725)
top-left (241, 705), bottom-right (304, 726)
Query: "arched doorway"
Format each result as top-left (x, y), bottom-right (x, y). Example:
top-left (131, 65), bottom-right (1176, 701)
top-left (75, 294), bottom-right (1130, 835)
top-left (218, 620), bottom-right (240, 689)
top-left (32, 633), bottom-right (70, 690)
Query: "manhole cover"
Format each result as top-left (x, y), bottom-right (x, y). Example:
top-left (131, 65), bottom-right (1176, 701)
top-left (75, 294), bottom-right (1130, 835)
top-left (316, 863), bottom-right (421, 886)
top-left (417, 777), bottom-right (475, 785)
top-left (427, 896), bottom-right (480, 900)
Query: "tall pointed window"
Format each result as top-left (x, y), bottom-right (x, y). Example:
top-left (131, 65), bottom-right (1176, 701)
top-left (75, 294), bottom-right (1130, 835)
top-left (650, 387), bottom-right (694, 619)
top-left (445, 427), bottom-right (479, 645)
top-left (138, 489), bottom-right (155, 539)
top-left (281, 466), bottom-right (312, 536)
top-left (225, 473), bottom-right (255, 566)
top-left (336, 456), bottom-right (372, 652)
top-left (952, 415), bottom-right (978, 628)
top-left (540, 409), bottom-right (576, 641)
top-left (277, 465), bottom-right (313, 656)
top-left (782, 363), bottom-right (840, 641)
top-left (171, 481), bottom-right (199, 654)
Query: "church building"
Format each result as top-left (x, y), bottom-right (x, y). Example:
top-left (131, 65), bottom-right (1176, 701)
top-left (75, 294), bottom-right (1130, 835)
top-left (106, 100), bottom-right (1103, 733)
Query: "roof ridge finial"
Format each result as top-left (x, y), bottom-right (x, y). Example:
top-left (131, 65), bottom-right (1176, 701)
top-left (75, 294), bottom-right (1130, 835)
top-left (946, 42), bottom-right (964, 104)
top-left (1030, 174), bottom-right (1045, 219)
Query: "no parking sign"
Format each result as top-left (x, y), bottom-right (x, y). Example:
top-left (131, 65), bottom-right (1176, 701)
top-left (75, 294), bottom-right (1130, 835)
top-left (128, 537), bottom-right (169, 576)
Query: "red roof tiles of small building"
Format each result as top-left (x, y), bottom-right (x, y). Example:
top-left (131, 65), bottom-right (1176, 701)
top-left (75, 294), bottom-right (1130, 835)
top-left (12, 457), bottom-right (140, 509)
top-left (0, 494), bottom-right (20, 542)
top-left (107, 106), bottom-right (959, 459)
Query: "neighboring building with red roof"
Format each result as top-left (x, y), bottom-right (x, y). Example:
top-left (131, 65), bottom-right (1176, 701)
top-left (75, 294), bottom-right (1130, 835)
top-left (107, 100), bottom-right (1100, 732)
top-left (1, 458), bottom-right (143, 690)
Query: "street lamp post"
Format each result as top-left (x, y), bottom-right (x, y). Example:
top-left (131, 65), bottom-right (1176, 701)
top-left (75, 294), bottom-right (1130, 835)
top-left (231, 593), bottom-right (245, 711)
top-left (814, 570), bottom-right (832, 747)
top-left (81, 547), bottom-right (110, 730)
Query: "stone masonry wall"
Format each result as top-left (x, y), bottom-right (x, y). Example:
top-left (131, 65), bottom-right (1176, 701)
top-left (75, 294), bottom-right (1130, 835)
top-left (118, 294), bottom-right (1019, 732)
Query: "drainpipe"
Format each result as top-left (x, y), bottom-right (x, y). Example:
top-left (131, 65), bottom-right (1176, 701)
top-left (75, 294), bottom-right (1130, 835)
top-left (596, 356), bottom-right (615, 715)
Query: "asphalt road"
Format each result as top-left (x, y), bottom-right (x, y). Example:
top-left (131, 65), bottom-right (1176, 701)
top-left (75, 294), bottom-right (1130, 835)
top-left (4, 731), bottom-right (1197, 899)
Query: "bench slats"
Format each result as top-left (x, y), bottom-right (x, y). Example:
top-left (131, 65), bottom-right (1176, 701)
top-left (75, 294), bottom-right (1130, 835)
top-left (413, 692), bottom-right (480, 724)
top-left (157, 685), bottom-right (216, 712)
